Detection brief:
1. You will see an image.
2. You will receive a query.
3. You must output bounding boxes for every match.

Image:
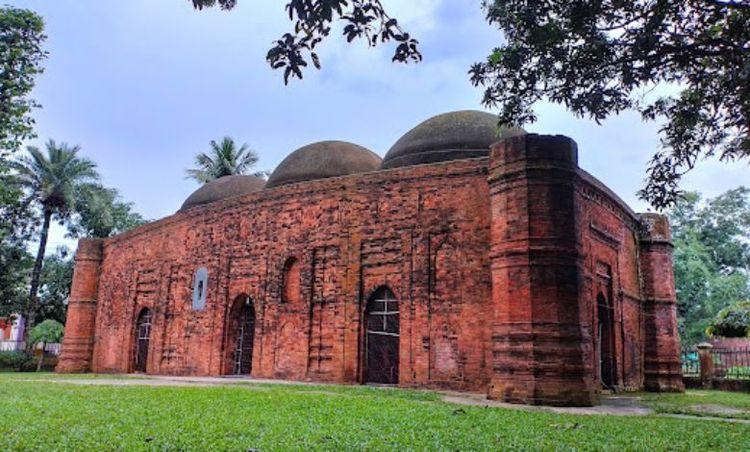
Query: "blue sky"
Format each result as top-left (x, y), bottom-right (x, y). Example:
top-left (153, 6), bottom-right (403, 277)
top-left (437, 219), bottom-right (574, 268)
top-left (8, 0), bottom-right (748, 252)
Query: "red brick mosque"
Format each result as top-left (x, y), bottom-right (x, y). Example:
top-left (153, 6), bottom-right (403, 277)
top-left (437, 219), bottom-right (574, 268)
top-left (57, 111), bottom-right (684, 405)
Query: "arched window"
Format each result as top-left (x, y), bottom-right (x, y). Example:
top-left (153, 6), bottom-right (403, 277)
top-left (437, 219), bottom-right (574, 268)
top-left (281, 257), bottom-right (300, 304)
top-left (192, 267), bottom-right (208, 310)
top-left (364, 286), bottom-right (399, 384)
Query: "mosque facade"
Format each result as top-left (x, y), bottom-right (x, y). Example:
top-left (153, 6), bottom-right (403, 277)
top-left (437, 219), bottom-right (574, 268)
top-left (56, 111), bottom-right (684, 405)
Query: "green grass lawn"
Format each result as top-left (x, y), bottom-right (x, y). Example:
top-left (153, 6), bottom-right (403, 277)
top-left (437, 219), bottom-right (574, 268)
top-left (1, 375), bottom-right (748, 451)
top-left (640, 389), bottom-right (750, 420)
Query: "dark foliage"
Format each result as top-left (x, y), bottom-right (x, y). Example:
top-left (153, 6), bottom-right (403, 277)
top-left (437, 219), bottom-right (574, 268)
top-left (0, 351), bottom-right (33, 371)
top-left (35, 250), bottom-right (73, 324)
top-left (0, 7), bottom-right (47, 154)
top-left (470, 0), bottom-right (750, 209)
top-left (709, 300), bottom-right (750, 338)
top-left (190, 0), bottom-right (421, 84)
top-left (669, 187), bottom-right (750, 344)
top-left (0, 243), bottom-right (32, 319)
top-left (67, 185), bottom-right (147, 239)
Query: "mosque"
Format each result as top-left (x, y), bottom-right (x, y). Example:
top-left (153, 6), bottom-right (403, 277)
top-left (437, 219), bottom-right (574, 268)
top-left (56, 111), bottom-right (684, 405)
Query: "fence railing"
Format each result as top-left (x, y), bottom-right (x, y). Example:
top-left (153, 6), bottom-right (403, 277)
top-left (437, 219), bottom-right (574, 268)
top-left (712, 347), bottom-right (750, 380)
top-left (680, 349), bottom-right (700, 377)
top-left (681, 344), bottom-right (750, 382)
top-left (0, 341), bottom-right (62, 355)
top-left (0, 340), bottom-right (25, 352)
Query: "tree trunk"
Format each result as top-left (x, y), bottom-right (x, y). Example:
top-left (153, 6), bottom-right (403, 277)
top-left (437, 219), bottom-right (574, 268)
top-left (36, 341), bottom-right (45, 372)
top-left (26, 208), bottom-right (52, 332)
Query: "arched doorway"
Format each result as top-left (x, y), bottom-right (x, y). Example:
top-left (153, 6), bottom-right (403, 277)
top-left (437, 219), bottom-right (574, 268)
top-left (364, 287), bottom-right (399, 384)
top-left (225, 295), bottom-right (256, 376)
top-left (132, 308), bottom-right (152, 373)
top-left (597, 292), bottom-right (616, 389)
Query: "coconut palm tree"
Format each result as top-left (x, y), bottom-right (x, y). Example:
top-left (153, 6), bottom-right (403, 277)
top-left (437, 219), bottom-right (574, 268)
top-left (11, 140), bottom-right (99, 327)
top-left (186, 137), bottom-right (264, 183)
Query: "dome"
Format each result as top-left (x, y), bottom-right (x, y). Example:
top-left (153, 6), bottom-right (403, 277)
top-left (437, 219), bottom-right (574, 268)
top-left (381, 110), bottom-right (525, 169)
top-left (266, 140), bottom-right (381, 188)
top-left (180, 174), bottom-right (265, 211)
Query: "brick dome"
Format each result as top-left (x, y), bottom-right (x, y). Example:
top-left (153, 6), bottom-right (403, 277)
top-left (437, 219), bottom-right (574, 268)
top-left (266, 141), bottom-right (381, 188)
top-left (180, 174), bottom-right (265, 211)
top-left (381, 110), bottom-right (525, 169)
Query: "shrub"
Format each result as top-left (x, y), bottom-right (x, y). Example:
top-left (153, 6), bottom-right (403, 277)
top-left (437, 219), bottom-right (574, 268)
top-left (28, 319), bottom-right (64, 346)
top-left (707, 301), bottom-right (750, 338)
top-left (0, 351), bottom-right (33, 371)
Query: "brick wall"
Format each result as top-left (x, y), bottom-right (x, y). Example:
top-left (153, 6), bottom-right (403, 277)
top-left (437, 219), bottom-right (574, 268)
top-left (57, 134), bottom-right (683, 405)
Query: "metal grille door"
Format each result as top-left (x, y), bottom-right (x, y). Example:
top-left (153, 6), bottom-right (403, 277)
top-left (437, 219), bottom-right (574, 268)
top-left (232, 302), bottom-right (255, 375)
top-left (365, 288), bottom-right (399, 384)
top-left (597, 293), bottom-right (616, 389)
top-left (133, 309), bottom-right (152, 373)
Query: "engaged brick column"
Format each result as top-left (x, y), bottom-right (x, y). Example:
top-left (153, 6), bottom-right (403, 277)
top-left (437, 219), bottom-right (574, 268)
top-left (638, 213), bottom-right (684, 392)
top-left (487, 134), bottom-right (596, 406)
top-left (56, 238), bottom-right (104, 373)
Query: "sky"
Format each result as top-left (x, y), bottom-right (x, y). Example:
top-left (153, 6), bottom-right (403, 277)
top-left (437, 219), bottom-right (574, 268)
top-left (8, 0), bottom-right (748, 253)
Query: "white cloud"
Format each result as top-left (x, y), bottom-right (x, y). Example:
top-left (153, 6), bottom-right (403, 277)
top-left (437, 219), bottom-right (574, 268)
top-left (7, 0), bottom-right (748, 223)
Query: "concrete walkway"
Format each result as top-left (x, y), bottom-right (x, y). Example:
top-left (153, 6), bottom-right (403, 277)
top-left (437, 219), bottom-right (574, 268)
top-left (441, 392), bottom-right (653, 416)
top-left (22, 374), bottom-right (750, 423)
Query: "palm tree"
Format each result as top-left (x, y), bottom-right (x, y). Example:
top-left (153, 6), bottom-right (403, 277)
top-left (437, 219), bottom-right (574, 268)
top-left (11, 140), bottom-right (99, 327)
top-left (186, 137), bottom-right (264, 183)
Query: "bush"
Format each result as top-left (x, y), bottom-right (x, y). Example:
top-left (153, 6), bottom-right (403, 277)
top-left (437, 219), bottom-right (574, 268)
top-left (28, 319), bottom-right (64, 345)
top-left (0, 351), bottom-right (34, 371)
top-left (707, 301), bottom-right (750, 338)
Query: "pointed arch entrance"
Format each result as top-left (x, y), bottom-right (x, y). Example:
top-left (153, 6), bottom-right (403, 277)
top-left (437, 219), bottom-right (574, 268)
top-left (597, 292), bottom-right (616, 389)
top-left (364, 287), bottom-right (399, 384)
top-left (132, 308), bottom-right (152, 373)
top-left (225, 295), bottom-right (256, 376)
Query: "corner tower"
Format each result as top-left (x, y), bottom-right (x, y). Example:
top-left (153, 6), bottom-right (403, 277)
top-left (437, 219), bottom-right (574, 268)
top-left (486, 134), bottom-right (597, 406)
top-left (56, 238), bottom-right (103, 373)
top-left (638, 213), bottom-right (685, 392)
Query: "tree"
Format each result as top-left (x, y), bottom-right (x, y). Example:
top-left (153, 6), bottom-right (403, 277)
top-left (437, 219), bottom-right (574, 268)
top-left (669, 188), bottom-right (750, 344)
top-left (471, 1), bottom-right (750, 209)
top-left (186, 137), bottom-right (265, 183)
top-left (11, 140), bottom-right (99, 328)
top-left (68, 185), bottom-right (147, 238)
top-left (26, 319), bottom-right (64, 371)
top-left (0, 6), bottom-right (47, 154)
top-left (191, 1), bottom-right (749, 209)
top-left (0, 242), bottom-right (33, 319)
top-left (708, 300), bottom-right (750, 338)
top-left (36, 248), bottom-right (74, 324)
top-left (0, 159), bottom-right (34, 246)
top-left (0, 7), bottom-right (46, 307)
top-left (191, 0), bottom-right (421, 84)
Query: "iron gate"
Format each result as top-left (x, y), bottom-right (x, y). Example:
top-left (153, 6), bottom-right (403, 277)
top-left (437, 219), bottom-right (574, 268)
top-left (232, 300), bottom-right (255, 375)
top-left (365, 287), bottom-right (399, 384)
top-left (133, 309), bottom-right (152, 373)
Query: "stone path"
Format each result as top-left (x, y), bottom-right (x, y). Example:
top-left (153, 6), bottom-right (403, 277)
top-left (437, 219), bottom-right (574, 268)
top-left (19, 374), bottom-right (750, 423)
top-left (441, 392), bottom-right (653, 416)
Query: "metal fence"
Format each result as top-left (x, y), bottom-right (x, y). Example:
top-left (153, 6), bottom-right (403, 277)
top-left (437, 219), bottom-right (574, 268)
top-left (0, 340), bottom-right (25, 352)
top-left (712, 347), bottom-right (750, 380)
top-left (681, 345), bottom-right (750, 380)
top-left (680, 348), bottom-right (700, 377)
top-left (0, 341), bottom-right (62, 355)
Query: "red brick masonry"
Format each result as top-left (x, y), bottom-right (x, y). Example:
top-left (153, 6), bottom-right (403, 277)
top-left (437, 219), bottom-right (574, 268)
top-left (57, 134), bottom-right (684, 405)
